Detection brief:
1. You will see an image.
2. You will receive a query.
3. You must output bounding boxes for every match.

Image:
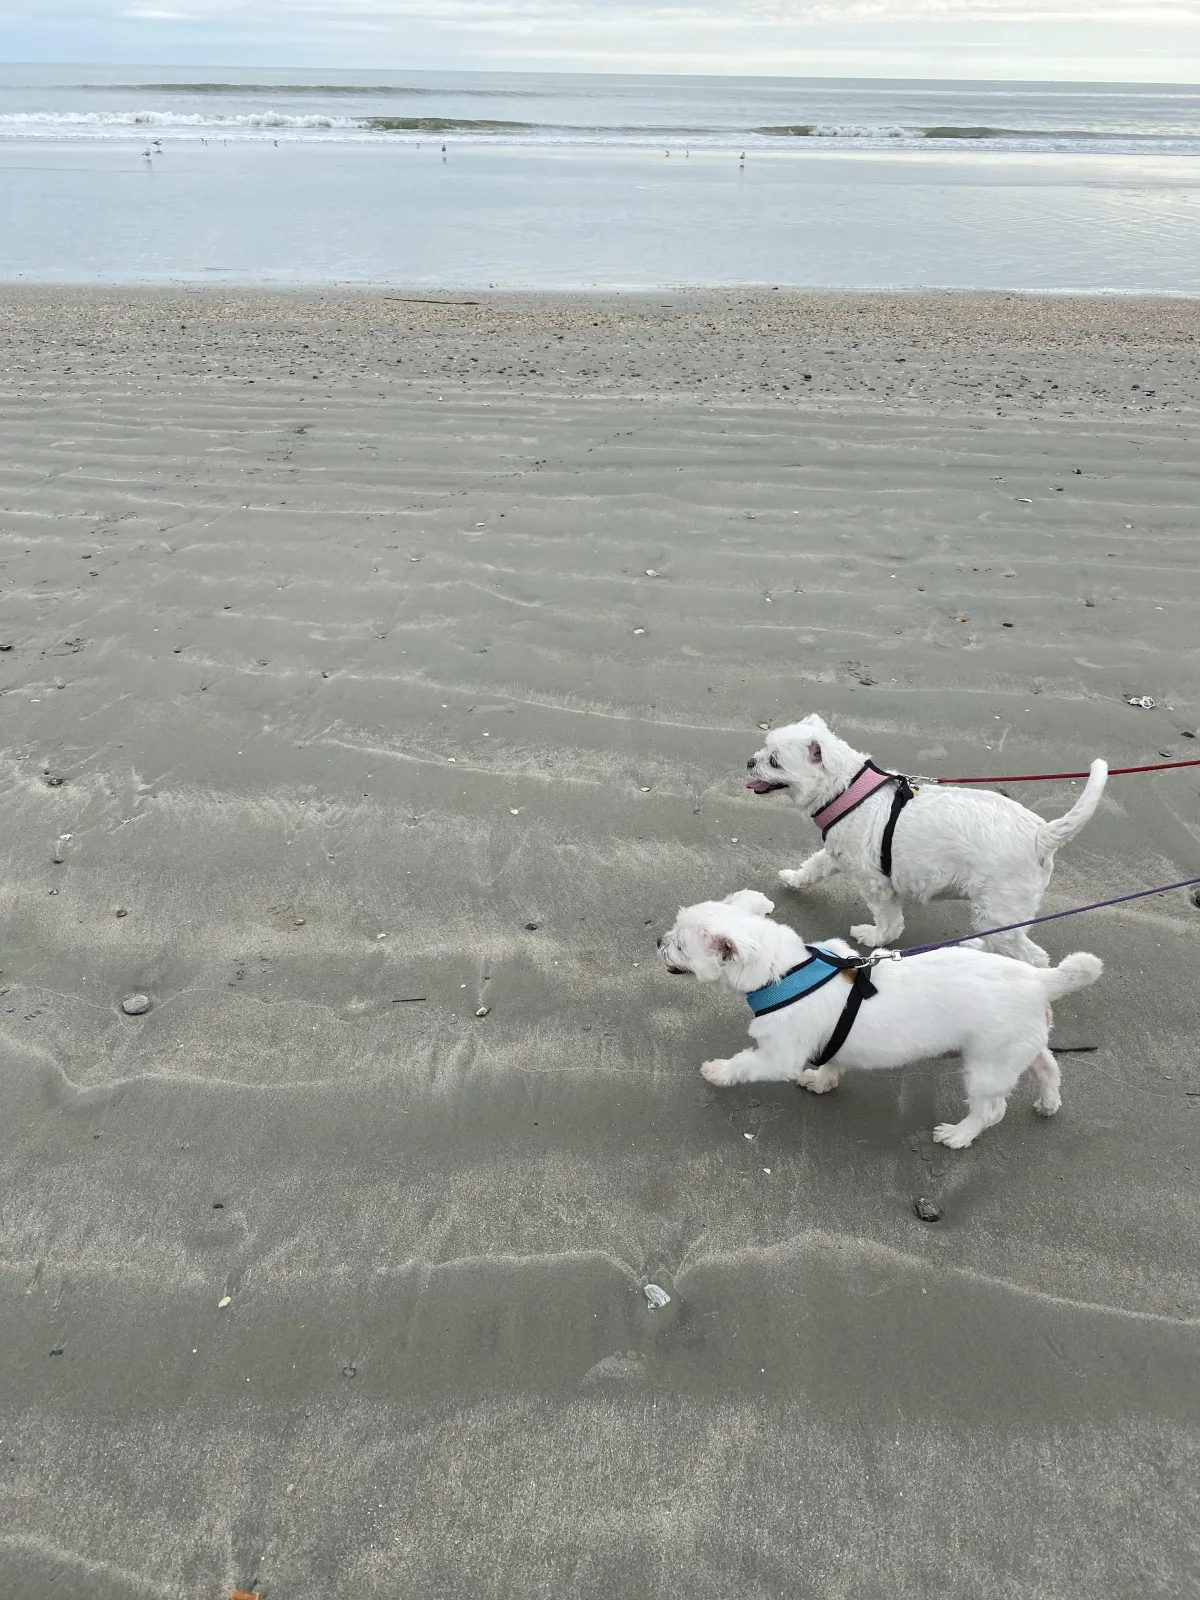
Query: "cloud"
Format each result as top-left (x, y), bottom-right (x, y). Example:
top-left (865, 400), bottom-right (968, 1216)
top-left (111, 0), bottom-right (1200, 19)
top-left (11, 0), bottom-right (1200, 76)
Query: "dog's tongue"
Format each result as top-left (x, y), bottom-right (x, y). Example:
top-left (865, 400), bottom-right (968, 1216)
top-left (746, 779), bottom-right (776, 794)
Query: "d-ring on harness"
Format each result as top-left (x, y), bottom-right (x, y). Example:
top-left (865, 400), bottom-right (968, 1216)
top-left (809, 760), bottom-right (917, 878)
top-left (745, 945), bottom-right (880, 1068)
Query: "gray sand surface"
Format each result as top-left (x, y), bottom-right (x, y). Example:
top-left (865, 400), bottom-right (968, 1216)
top-left (1, 288), bottom-right (1199, 1598)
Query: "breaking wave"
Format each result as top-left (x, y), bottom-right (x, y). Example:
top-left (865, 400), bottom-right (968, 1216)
top-left (1, 109), bottom-right (1195, 155)
top-left (1, 110), bottom-right (362, 132)
top-left (759, 122), bottom-right (1117, 142)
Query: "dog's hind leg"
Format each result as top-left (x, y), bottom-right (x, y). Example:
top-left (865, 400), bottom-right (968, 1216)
top-left (780, 848), bottom-right (840, 892)
top-left (969, 892), bottom-right (1050, 967)
top-left (850, 882), bottom-right (904, 949)
top-left (1029, 1048), bottom-right (1061, 1116)
top-left (933, 1043), bottom-right (1030, 1148)
top-left (933, 1094), bottom-right (1007, 1149)
top-left (1003, 930), bottom-right (1050, 966)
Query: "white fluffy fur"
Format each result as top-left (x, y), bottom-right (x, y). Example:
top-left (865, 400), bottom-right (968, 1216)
top-left (659, 890), bottom-right (1102, 1148)
top-left (746, 714), bottom-right (1107, 965)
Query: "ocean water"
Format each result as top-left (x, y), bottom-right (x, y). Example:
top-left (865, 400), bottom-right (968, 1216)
top-left (2, 66), bottom-right (1199, 290)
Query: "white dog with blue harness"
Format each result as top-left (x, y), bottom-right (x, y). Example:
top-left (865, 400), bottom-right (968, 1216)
top-left (657, 889), bottom-right (1102, 1149)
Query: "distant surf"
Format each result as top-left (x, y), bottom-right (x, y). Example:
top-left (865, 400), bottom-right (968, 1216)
top-left (2, 108), bottom-right (1195, 154)
top-left (3, 66), bottom-right (1200, 154)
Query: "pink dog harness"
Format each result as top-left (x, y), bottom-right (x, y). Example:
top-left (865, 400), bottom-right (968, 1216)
top-left (810, 760), bottom-right (918, 878)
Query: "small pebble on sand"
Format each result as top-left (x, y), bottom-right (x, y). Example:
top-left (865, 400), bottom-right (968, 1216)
top-left (914, 1197), bottom-right (942, 1222)
top-left (121, 994), bottom-right (151, 1015)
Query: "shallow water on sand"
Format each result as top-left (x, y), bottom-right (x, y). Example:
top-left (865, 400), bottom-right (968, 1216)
top-left (3, 137), bottom-right (1200, 290)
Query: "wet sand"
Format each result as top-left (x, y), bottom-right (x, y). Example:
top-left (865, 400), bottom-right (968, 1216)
top-left (1, 288), bottom-right (1199, 1598)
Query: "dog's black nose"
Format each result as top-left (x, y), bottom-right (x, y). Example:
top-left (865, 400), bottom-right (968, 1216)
top-left (746, 758), bottom-right (756, 771)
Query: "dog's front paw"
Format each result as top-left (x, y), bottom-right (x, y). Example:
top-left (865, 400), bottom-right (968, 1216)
top-left (701, 1058), bottom-right (733, 1086)
top-left (850, 923), bottom-right (887, 947)
top-left (932, 1121), bottom-right (976, 1150)
top-left (799, 1066), bottom-right (840, 1095)
top-left (778, 868), bottom-right (808, 891)
top-left (1032, 1089), bottom-right (1062, 1118)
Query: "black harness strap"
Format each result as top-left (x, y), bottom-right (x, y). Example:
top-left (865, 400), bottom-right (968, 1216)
top-left (878, 777), bottom-right (916, 879)
top-left (810, 963), bottom-right (879, 1068)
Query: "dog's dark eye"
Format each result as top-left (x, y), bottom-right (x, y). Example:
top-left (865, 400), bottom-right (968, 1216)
top-left (768, 753), bottom-right (781, 770)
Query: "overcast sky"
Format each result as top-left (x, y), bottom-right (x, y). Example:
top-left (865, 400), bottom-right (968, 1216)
top-left (5, 0), bottom-right (1200, 81)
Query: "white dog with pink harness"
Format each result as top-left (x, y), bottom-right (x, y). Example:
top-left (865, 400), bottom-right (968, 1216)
top-left (745, 714), bottom-right (1108, 966)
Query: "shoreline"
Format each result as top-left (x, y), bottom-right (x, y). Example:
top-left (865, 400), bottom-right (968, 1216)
top-left (7, 279), bottom-right (1200, 296)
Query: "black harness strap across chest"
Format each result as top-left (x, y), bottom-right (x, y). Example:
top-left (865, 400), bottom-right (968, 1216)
top-left (810, 760), bottom-right (918, 880)
top-left (746, 945), bottom-right (880, 1068)
top-left (810, 963), bottom-right (879, 1067)
top-left (879, 776), bottom-right (917, 878)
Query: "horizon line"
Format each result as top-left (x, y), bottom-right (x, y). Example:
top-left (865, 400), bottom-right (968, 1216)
top-left (5, 60), bottom-right (1200, 89)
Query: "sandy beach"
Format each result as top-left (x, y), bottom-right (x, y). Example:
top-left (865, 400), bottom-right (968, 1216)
top-left (2, 287), bottom-right (1199, 1598)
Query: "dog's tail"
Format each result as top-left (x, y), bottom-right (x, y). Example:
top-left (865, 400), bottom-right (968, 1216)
top-left (1039, 951), bottom-right (1103, 1001)
top-left (1035, 759), bottom-right (1107, 860)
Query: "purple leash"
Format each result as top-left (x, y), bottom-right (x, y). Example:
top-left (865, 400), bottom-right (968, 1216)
top-left (863, 875), bottom-right (1200, 964)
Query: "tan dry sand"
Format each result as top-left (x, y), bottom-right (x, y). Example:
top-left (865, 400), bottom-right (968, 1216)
top-left (1, 288), bottom-right (1199, 1599)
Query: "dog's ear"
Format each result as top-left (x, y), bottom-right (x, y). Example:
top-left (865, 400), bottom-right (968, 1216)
top-left (723, 889), bottom-right (775, 916)
top-left (707, 932), bottom-right (738, 964)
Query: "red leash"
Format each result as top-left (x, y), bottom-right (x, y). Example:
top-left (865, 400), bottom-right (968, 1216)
top-left (936, 757), bottom-right (1200, 785)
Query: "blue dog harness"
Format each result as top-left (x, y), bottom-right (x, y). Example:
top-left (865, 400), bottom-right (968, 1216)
top-left (745, 945), bottom-right (879, 1068)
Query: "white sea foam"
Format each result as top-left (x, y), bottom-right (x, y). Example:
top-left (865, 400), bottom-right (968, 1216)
top-left (0, 110), bottom-right (361, 134)
top-left (0, 108), bottom-right (1195, 157)
top-left (808, 123), bottom-right (909, 138)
